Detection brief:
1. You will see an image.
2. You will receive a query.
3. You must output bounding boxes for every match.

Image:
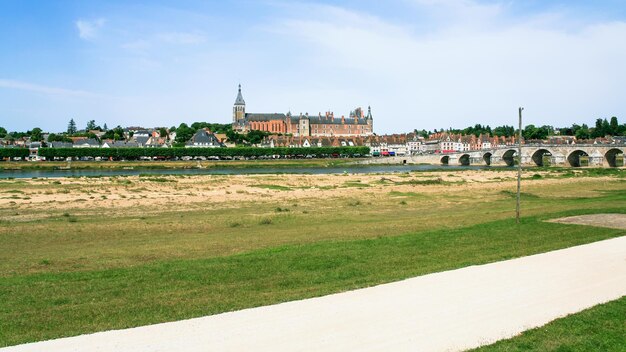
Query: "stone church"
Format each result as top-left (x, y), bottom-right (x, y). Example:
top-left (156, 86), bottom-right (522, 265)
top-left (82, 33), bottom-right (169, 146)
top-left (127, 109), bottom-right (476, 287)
top-left (232, 85), bottom-right (374, 137)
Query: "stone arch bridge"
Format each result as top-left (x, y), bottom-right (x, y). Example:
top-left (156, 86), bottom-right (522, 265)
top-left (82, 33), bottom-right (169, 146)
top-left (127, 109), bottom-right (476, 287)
top-left (359, 144), bottom-right (626, 167)
top-left (433, 144), bottom-right (625, 167)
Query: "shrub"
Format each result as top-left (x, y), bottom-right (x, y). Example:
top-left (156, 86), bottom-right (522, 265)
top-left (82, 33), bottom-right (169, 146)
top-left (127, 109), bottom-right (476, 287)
top-left (259, 218), bottom-right (273, 225)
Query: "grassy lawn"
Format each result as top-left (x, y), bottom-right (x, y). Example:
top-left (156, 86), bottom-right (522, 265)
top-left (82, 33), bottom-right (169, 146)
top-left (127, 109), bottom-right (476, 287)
top-left (470, 296), bottom-right (626, 351)
top-left (0, 170), bottom-right (624, 347)
top-left (1, 212), bottom-right (625, 346)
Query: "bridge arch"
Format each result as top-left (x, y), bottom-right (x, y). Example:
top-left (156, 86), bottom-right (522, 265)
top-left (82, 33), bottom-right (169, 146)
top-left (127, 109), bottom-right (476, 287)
top-left (567, 150), bottom-right (589, 167)
top-left (502, 149), bottom-right (517, 167)
top-left (458, 154), bottom-right (470, 166)
top-left (531, 149), bottom-right (552, 167)
top-left (483, 152), bottom-right (492, 166)
top-left (440, 155), bottom-right (449, 165)
top-left (605, 148), bottom-right (624, 167)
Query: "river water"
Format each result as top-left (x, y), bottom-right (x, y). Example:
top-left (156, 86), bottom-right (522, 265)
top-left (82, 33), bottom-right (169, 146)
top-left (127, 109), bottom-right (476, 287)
top-left (0, 164), bottom-right (502, 179)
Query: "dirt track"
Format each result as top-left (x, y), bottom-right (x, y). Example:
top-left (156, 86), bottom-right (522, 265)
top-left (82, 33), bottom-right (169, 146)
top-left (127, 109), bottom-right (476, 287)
top-left (3, 236), bottom-right (625, 352)
top-left (549, 213), bottom-right (626, 230)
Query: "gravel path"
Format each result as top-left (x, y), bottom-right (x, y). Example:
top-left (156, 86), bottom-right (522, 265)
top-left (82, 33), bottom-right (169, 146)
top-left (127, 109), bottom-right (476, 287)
top-left (548, 213), bottom-right (626, 229)
top-left (3, 236), bottom-right (626, 352)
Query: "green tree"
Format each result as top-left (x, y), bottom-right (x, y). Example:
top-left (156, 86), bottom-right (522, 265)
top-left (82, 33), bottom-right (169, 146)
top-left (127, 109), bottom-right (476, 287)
top-left (226, 129), bottom-right (245, 145)
top-left (102, 130), bottom-right (114, 140)
top-left (575, 124), bottom-right (590, 140)
top-left (601, 119), bottom-right (611, 137)
top-left (0, 126), bottom-right (7, 138)
top-left (67, 119), bottom-right (77, 135)
top-left (30, 127), bottom-right (43, 142)
top-left (541, 125), bottom-right (554, 137)
top-left (493, 125), bottom-right (515, 137)
top-left (86, 120), bottom-right (97, 131)
top-left (113, 126), bottom-right (125, 140)
top-left (591, 118), bottom-right (605, 138)
top-left (609, 117), bottom-right (619, 135)
top-left (188, 122), bottom-right (232, 134)
top-left (103, 126), bottom-right (125, 140)
top-left (461, 124), bottom-right (492, 137)
top-left (159, 128), bottom-right (168, 138)
top-left (174, 123), bottom-right (195, 146)
top-left (522, 125), bottom-right (551, 140)
top-left (190, 122), bottom-right (208, 131)
top-left (245, 130), bottom-right (269, 145)
top-left (413, 129), bottom-right (429, 138)
top-left (47, 133), bottom-right (72, 143)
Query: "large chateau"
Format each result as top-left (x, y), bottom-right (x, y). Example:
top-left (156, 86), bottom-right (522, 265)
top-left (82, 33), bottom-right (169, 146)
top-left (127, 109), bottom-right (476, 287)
top-left (232, 85), bottom-right (374, 137)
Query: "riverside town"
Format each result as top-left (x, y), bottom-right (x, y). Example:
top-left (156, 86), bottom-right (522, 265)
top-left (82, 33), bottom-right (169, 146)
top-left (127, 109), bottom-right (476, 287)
top-left (3, 2), bottom-right (626, 351)
top-left (0, 85), bottom-right (625, 167)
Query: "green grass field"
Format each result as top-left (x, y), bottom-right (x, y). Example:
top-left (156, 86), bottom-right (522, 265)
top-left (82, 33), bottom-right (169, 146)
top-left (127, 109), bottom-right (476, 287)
top-left (471, 296), bottom-right (626, 351)
top-left (0, 169), bottom-right (624, 347)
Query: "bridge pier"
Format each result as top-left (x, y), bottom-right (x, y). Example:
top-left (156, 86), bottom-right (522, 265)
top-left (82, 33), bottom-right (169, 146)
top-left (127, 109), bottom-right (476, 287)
top-left (550, 153), bottom-right (566, 166)
top-left (589, 152), bottom-right (605, 167)
top-left (469, 157), bottom-right (483, 166)
top-left (490, 156), bottom-right (505, 166)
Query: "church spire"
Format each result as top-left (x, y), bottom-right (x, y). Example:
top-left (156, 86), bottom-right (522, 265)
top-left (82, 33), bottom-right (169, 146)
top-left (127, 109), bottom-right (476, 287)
top-left (233, 84), bottom-right (246, 125)
top-left (234, 84), bottom-right (245, 105)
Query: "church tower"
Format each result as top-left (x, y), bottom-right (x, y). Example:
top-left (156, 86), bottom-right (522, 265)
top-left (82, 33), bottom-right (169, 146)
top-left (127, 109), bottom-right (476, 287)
top-left (233, 84), bottom-right (246, 125)
top-left (366, 106), bottom-right (374, 134)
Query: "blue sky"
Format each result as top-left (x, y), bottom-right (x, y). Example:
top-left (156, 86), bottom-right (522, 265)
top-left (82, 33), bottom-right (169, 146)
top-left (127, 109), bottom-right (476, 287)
top-left (1, 0), bottom-right (626, 134)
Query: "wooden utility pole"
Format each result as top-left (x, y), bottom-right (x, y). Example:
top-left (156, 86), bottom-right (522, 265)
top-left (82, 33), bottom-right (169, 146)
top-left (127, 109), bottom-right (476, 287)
top-left (516, 107), bottom-right (523, 224)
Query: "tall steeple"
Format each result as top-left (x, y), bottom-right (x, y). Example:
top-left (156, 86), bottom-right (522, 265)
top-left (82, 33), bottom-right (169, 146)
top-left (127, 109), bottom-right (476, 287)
top-left (365, 105), bottom-right (373, 134)
top-left (233, 84), bottom-right (246, 124)
top-left (234, 84), bottom-right (245, 106)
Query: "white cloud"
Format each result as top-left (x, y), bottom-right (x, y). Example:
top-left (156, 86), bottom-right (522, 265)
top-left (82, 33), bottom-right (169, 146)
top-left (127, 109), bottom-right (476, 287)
top-left (265, 3), bottom-right (626, 132)
top-left (8, 2), bottom-right (623, 133)
top-left (76, 18), bottom-right (106, 40)
top-left (0, 79), bottom-right (102, 99)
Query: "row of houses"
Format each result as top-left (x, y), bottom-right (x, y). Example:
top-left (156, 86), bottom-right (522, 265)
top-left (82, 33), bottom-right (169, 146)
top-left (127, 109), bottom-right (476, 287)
top-left (3, 129), bottom-right (625, 157)
top-left (257, 132), bottom-right (624, 156)
top-left (0, 127), bottom-right (171, 148)
top-left (254, 133), bottom-right (511, 156)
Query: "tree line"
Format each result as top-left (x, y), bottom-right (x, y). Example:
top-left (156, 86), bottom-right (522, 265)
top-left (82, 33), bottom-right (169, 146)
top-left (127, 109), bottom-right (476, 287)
top-left (170, 122), bottom-right (270, 147)
top-left (422, 116), bottom-right (626, 140)
top-left (2, 116), bottom-right (625, 145)
top-left (32, 146), bottom-right (370, 160)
